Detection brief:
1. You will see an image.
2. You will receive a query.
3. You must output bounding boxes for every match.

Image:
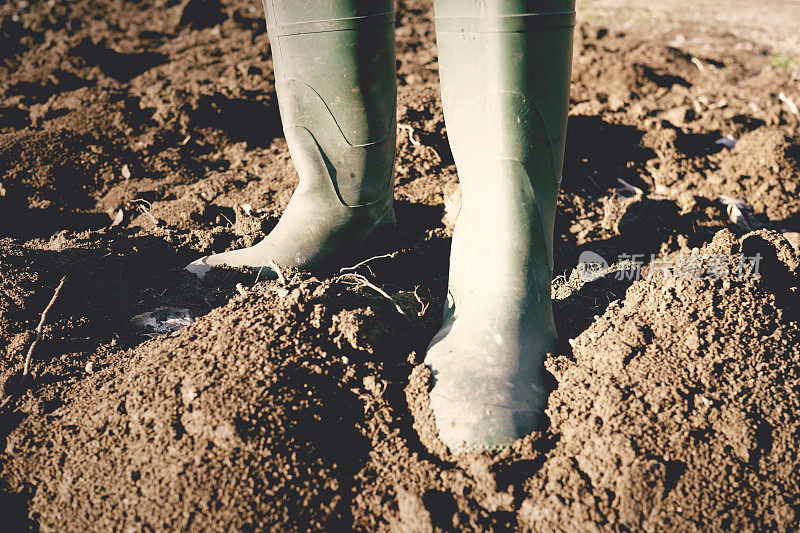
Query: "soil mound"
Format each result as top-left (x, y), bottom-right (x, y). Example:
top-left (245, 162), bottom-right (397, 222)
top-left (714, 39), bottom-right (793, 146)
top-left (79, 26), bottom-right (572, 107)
top-left (538, 229), bottom-right (800, 531)
top-left (5, 230), bottom-right (799, 531)
top-left (3, 0), bottom-right (800, 529)
top-left (4, 275), bottom-right (421, 530)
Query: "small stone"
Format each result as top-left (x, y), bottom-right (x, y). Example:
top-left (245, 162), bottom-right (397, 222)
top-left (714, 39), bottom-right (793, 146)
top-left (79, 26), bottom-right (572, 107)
top-left (661, 106), bottom-right (695, 126)
top-left (181, 386), bottom-right (198, 405)
top-left (715, 137), bottom-right (737, 149)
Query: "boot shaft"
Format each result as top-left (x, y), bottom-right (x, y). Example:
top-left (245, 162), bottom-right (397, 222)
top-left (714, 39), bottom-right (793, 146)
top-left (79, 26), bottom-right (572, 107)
top-left (263, 0), bottom-right (393, 26)
top-left (434, 0), bottom-right (575, 17)
top-left (434, 0), bottom-right (575, 263)
top-left (434, 0), bottom-right (574, 174)
top-left (262, 0), bottom-right (397, 207)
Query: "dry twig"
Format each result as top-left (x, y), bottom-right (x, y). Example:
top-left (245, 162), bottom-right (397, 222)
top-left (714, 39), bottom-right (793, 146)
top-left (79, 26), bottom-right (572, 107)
top-left (22, 276), bottom-right (67, 378)
top-left (339, 253), bottom-right (395, 274)
top-left (337, 273), bottom-right (405, 315)
top-left (133, 198), bottom-right (159, 226)
top-left (218, 212), bottom-right (235, 228)
top-left (616, 178), bottom-right (644, 195)
top-left (413, 285), bottom-right (429, 317)
top-left (270, 259), bottom-right (287, 285)
top-left (398, 123), bottom-right (421, 146)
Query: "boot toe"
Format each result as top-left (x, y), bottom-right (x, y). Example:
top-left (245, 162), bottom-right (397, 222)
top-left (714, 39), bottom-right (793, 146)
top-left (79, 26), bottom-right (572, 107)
top-left (185, 256), bottom-right (213, 279)
top-left (425, 322), bottom-right (548, 453)
top-left (429, 390), bottom-right (541, 453)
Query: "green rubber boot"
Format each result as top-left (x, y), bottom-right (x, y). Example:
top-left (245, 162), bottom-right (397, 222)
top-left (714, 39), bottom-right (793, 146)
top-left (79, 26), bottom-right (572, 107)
top-left (425, 0), bottom-right (575, 452)
top-left (186, 0), bottom-right (397, 279)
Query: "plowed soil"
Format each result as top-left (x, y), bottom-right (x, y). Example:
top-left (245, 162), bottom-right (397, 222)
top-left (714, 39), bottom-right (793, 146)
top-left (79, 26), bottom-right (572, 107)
top-left (1, 0), bottom-right (799, 530)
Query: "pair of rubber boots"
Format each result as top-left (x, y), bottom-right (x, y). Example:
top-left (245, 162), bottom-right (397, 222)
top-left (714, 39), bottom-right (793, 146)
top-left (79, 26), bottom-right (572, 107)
top-left (186, 0), bottom-right (575, 453)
